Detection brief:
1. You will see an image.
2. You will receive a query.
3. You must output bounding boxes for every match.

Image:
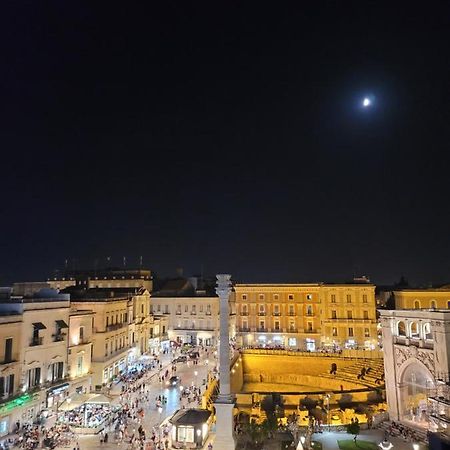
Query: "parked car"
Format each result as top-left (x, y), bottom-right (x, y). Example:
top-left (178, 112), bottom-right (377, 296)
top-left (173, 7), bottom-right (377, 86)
top-left (166, 375), bottom-right (181, 387)
top-left (188, 351), bottom-right (200, 360)
top-left (173, 355), bottom-right (188, 363)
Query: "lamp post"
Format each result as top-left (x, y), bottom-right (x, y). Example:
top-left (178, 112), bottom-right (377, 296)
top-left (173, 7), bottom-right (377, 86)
top-left (158, 406), bottom-right (163, 442)
top-left (325, 394), bottom-right (330, 431)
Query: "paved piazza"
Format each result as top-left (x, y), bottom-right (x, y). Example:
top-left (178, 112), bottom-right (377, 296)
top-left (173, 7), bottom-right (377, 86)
top-left (5, 348), bottom-right (214, 450)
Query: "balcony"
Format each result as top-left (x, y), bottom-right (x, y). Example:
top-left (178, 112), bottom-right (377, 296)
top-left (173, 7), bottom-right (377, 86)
top-left (191, 312), bottom-right (196, 315)
top-left (288, 328), bottom-right (298, 333)
top-left (273, 312), bottom-right (281, 316)
top-left (52, 333), bottom-right (66, 342)
top-left (30, 337), bottom-right (43, 346)
top-left (257, 327), bottom-right (267, 332)
top-left (205, 312), bottom-right (212, 316)
top-left (306, 313), bottom-right (315, 317)
top-left (288, 312), bottom-right (296, 316)
top-left (241, 312), bottom-right (249, 316)
top-left (258, 312), bottom-right (266, 316)
top-left (239, 327), bottom-right (250, 332)
top-left (106, 323), bottom-right (127, 332)
top-left (176, 311), bottom-right (181, 315)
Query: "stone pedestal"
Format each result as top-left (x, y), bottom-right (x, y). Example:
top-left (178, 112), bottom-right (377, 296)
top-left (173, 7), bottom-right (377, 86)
top-left (213, 402), bottom-right (235, 450)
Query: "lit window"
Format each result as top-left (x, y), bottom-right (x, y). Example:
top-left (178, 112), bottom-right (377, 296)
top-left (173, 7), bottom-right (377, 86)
top-left (348, 327), bottom-right (354, 337)
top-left (332, 327), bottom-right (338, 336)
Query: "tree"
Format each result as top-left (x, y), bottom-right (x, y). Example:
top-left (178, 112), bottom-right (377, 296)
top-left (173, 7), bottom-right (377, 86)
top-left (346, 421), bottom-right (360, 442)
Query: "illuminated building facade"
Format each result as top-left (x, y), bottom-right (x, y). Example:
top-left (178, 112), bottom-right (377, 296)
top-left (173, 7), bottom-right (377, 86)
top-left (234, 282), bottom-right (377, 350)
top-left (394, 286), bottom-right (450, 310)
top-left (0, 288), bottom-right (71, 432)
top-left (380, 308), bottom-right (450, 438)
top-left (67, 310), bottom-right (94, 395)
top-left (47, 268), bottom-right (153, 292)
top-left (152, 278), bottom-right (236, 346)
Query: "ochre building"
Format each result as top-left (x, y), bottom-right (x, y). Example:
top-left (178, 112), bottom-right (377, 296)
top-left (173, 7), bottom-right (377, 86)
top-left (394, 286), bottom-right (450, 310)
top-left (234, 282), bottom-right (377, 350)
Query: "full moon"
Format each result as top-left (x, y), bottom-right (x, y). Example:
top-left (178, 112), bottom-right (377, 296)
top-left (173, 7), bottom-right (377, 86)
top-left (363, 97), bottom-right (371, 107)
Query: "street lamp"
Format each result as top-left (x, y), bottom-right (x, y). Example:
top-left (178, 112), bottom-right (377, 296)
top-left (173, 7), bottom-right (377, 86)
top-left (158, 406), bottom-right (163, 442)
top-left (379, 439), bottom-right (393, 450)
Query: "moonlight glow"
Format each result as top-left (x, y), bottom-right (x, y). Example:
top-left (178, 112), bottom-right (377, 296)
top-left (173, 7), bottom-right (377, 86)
top-left (363, 97), bottom-right (371, 107)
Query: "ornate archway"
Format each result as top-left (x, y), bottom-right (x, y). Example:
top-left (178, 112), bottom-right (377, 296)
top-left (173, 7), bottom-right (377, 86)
top-left (398, 358), bottom-right (434, 426)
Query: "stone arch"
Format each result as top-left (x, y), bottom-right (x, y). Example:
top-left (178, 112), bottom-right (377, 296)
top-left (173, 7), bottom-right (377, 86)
top-left (398, 358), bottom-right (434, 425)
top-left (409, 321), bottom-right (420, 338)
top-left (414, 300), bottom-right (421, 309)
top-left (423, 322), bottom-right (432, 340)
top-left (430, 299), bottom-right (437, 309)
top-left (397, 321), bottom-right (406, 336)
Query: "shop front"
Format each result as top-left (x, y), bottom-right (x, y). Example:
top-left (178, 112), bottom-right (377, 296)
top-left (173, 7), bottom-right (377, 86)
top-left (46, 383), bottom-right (70, 409)
top-left (149, 337), bottom-right (160, 355)
top-left (170, 409), bottom-right (212, 449)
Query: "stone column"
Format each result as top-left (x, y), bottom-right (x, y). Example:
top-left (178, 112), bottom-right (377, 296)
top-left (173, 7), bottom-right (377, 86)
top-left (213, 274), bottom-right (235, 450)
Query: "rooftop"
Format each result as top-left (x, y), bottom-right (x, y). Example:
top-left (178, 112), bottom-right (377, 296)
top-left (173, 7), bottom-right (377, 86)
top-left (170, 408), bottom-right (212, 426)
top-left (62, 286), bottom-right (146, 300)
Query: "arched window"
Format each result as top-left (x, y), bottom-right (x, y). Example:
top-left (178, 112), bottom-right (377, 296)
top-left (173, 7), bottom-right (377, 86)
top-left (398, 321), bottom-right (406, 336)
top-left (410, 322), bottom-right (419, 338)
top-left (430, 300), bottom-right (437, 309)
top-left (423, 323), bottom-right (432, 340)
top-left (414, 300), bottom-right (421, 309)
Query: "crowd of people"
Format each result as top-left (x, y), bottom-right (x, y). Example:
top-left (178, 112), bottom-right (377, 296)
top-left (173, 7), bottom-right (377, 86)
top-left (60, 404), bottom-right (116, 429)
top-left (0, 345), bottom-right (215, 450)
top-left (0, 423), bottom-right (77, 450)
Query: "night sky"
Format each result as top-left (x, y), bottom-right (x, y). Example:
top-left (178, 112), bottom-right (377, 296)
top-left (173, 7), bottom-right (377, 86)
top-left (1, 3), bottom-right (449, 285)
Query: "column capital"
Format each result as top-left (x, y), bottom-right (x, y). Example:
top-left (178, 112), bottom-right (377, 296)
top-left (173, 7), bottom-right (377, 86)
top-left (216, 274), bottom-right (232, 297)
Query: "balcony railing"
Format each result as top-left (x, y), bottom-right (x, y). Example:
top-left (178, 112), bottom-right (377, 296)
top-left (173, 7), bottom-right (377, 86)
top-left (239, 327), bottom-right (250, 332)
top-left (241, 312), bottom-right (249, 316)
top-left (257, 327), bottom-right (267, 332)
top-left (52, 333), bottom-right (66, 342)
top-left (106, 323), bottom-right (127, 332)
top-left (273, 312), bottom-right (281, 316)
top-left (205, 312), bottom-right (212, 316)
top-left (288, 312), bottom-right (296, 316)
top-left (258, 312), bottom-right (266, 316)
top-left (30, 337), bottom-right (43, 346)
top-left (288, 328), bottom-right (298, 333)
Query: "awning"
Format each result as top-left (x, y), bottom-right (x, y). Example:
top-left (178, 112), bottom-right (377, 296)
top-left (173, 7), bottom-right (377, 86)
top-left (47, 382), bottom-right (69, 394)
top-left (84, 394), bottom-right (112, 405)
top-left (55, 320), bottom-right (68, 328)
top-left (33, 322), bottom-right (46, 330)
